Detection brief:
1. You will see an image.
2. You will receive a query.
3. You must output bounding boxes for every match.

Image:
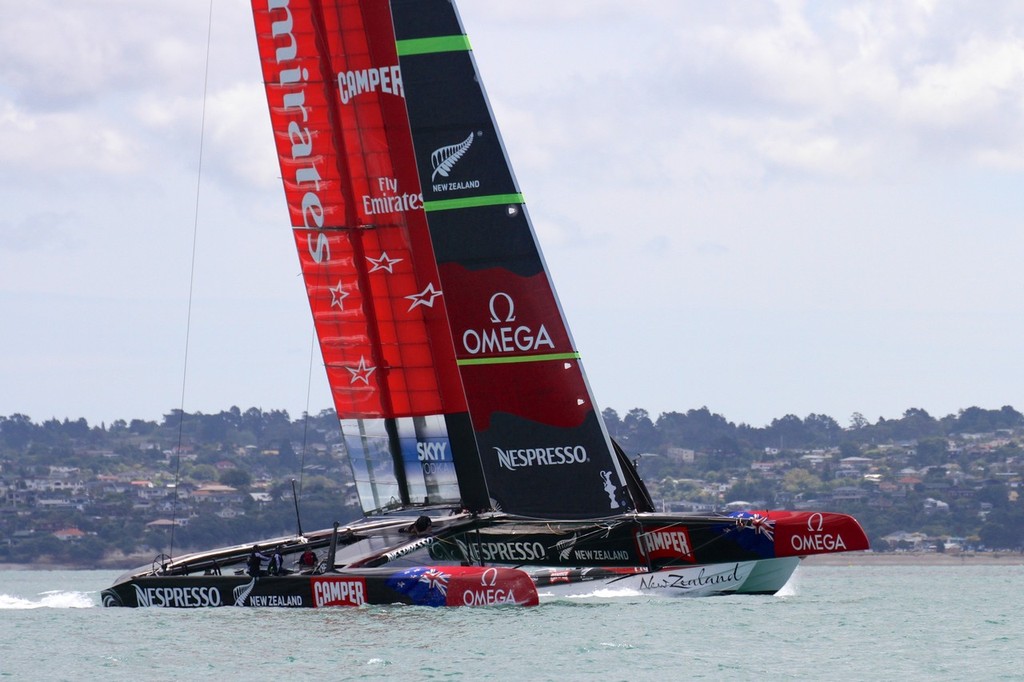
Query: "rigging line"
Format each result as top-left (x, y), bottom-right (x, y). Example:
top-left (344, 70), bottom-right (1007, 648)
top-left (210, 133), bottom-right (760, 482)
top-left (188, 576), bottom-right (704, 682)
top-left (169, 0), bottom-right (215, 561)
top-left (297, 328), bottom-right (317, 500)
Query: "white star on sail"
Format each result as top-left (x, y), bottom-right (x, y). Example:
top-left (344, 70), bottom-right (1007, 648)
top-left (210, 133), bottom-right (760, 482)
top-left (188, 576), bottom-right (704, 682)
top-left (367, 251), bottom-right (403, 273)
top-left (328, 280), bottom-right (349, 309)
top-left (406, 282), bottom-right (443, 311)
top-left (346, 356), bottom-right (376, 385)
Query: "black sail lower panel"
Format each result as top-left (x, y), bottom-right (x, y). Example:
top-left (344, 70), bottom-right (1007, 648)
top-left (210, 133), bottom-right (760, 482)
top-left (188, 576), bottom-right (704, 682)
top-left (477, 410), bottom-right (632, 518)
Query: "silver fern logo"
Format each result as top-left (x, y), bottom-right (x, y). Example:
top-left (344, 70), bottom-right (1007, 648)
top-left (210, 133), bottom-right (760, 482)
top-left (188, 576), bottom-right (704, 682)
top-left (554, 534), bottom-right (578, 562)
top-left (233, 578), bottom-right (256, 606)
top-left (431, 133), bottom-right (475, 182)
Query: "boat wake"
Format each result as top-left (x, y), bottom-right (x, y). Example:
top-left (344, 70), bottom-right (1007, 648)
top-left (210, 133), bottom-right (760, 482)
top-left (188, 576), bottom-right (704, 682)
top-left (537, 587), bottom-right (644, 603)
top-left (0, 590), bottom-right (96, 609)
top-left (774, 565), bottom-right (802, 598)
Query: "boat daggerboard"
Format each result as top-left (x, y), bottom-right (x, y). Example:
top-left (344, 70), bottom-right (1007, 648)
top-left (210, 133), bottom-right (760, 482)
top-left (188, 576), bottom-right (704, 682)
top-left (251, 0), bottom-right (489, 515)
top-left (389, 0), bottom-right (634, 518)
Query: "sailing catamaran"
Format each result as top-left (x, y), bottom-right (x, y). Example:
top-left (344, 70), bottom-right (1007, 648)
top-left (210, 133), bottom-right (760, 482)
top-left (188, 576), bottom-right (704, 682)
top-left (101, 0), bottom-right (868, 608)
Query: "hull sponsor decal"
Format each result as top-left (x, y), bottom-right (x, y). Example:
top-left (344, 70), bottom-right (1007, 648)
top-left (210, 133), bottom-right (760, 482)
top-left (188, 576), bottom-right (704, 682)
top-left (637, 526), bottom-right (696, 563)
top-left (386, 566), bottom-right (539, 607)
top-left (767, 511), bottom-right (868, 556)
top-left (247, 594), bottom-right (304, 607)
top-left (387, 567), bottom-right (452, 607)
top-left (554, 534), bottom-right (578, 561)
top-left (789, 513), bottom-right (848, 552)
top-left (453, 567), bottom-right (521, 607)
top-left (637, 564), bottom-right (743, 592)
top-left (724, 511), bottom-right (778, 556)
top-left (134, 583), bottom-right (224, 608)
top-left (570, 549), bottom-right (631, 561)
top-left (233, 578), bottom-right (256, 606)
top-left (455, 538), bottom-right (549, 563)
top-left (101, 590), bottom-right (123, 607)
top-left (311, 577), bottom-right (367, 607)
top-left (549, 532), bottom-right (632, 564)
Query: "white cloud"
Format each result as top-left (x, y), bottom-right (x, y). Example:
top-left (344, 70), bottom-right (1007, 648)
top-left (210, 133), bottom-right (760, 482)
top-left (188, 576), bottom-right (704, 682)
top-left (0, 99), bottom-right (143, 174)
top-left (2, 0), bottom-right (1023, 426)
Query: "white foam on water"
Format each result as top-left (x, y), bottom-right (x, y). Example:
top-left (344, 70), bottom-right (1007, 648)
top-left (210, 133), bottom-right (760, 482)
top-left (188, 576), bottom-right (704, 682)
top-left (571, 587), bottom-right (643, 599)
top-left (0, 590), bottom-right (96, 609)
top-left (537, 586), bottom-right (644, 602)
top-left (775, 565), bottom-right (802, 597)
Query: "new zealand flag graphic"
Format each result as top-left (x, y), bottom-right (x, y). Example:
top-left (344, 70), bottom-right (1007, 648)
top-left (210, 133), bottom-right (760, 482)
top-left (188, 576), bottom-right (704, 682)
top-left (725, 511), bottom-right (777, 557)
top-left (386, 567), bottom-right (451, 607)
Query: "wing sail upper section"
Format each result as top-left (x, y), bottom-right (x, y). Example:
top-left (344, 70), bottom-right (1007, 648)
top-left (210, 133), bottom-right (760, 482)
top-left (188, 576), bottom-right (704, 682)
top-left (252, 0), bottom-right (484, 513)
top-left (253, 0), bottom-right (465, 419)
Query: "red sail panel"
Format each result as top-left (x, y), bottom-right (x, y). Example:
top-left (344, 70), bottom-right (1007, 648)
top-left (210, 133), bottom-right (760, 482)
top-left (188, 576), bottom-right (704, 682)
top-left (440, 263), bottom-right (590, 431)
top-left (253, 0), bottom-right (466, 418)
top-left (295, 225), bottom-right (450, 416)
top-left (253, 2), bottom-right (347, 229)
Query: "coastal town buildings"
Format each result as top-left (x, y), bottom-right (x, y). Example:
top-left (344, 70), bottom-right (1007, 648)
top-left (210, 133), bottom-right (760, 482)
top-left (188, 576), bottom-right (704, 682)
top-left (1, 408), bottom-right (1022, 565)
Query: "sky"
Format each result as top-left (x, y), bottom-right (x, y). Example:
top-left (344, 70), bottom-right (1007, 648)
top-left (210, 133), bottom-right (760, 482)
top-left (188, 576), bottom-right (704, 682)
top-left (2, 0), bottom-right (1024, 429)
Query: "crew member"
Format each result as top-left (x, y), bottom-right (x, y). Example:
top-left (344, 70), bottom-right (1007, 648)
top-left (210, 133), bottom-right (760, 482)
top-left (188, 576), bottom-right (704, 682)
top-left (247, 545), bottom-right (268, 577)
top-left (268, 548), bottom-right (284, 576)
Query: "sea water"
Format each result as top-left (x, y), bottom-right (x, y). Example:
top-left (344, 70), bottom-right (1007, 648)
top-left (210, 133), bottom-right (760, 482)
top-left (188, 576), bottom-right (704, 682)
top-left (0, 565), bottom-right (1021, 681)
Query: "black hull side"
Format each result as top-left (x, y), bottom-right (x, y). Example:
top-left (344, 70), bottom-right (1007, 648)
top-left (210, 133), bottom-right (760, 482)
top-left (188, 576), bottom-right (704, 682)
top-left (101, 566), bottom-right (539, 608)
top-left (103, 575), bottom-right (321, 609)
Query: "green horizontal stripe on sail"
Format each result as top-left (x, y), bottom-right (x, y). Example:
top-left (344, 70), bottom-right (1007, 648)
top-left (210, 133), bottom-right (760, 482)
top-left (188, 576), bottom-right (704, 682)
top-left (457, 352), bottom-right (581, 367)
top-left (424, 193), bottom-right (525, 212)
top-left (396, 35), bottom-right (471, 57)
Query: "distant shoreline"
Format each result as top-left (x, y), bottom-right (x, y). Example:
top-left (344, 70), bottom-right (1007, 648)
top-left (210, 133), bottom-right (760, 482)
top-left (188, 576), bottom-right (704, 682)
top-left (802, 551), bottom-right (1024, 566)
top-left (0, 555), bottom-right (152, 571)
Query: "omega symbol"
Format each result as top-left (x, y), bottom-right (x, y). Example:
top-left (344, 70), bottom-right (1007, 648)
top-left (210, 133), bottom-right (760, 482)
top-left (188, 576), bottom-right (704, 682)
top-left (481, 567), bottom-right (499, 587)
top-left (488, 292), bottom-right (516, 323)
top-left (807, 512), bottom-right (824, 532)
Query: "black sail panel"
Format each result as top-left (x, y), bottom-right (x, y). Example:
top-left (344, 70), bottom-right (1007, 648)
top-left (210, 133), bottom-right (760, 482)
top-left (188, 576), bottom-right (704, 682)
top-left (391, 0), bottom-right (632, 518)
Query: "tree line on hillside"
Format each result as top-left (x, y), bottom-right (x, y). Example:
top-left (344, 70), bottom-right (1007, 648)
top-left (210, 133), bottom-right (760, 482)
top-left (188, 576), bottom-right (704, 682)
top-left (0, 407), bottom-right (343, 474)
top-left (2, 404), bottom-right (1023, 563)
top-left (603, 404), bottom-right (1023, 454)
top-left (2, 404), bottom-right (1022, 461)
